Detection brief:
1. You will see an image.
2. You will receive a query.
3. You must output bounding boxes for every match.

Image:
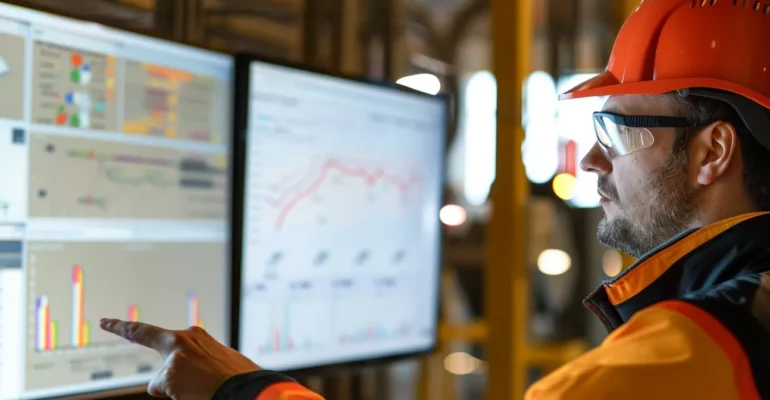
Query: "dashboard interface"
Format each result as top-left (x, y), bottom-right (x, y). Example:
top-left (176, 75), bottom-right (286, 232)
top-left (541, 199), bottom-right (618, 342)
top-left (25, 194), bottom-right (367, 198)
top-left (237, 60), bottom-right (445, 370)
top-left (0, 3), bottom-right (232, 399)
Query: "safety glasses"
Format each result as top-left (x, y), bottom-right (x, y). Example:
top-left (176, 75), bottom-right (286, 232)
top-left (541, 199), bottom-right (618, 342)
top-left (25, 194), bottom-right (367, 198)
top-left (592, 112), bottom-right (698, 159)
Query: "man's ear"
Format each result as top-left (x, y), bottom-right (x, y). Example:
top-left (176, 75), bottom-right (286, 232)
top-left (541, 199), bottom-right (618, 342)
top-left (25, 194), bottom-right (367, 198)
top-left (690, 121), bottom-right (739, 186)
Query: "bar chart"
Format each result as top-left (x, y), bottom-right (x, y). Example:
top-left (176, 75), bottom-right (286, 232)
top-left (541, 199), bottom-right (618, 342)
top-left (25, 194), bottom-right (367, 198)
top-left (24, 241), bottom-right (226, 390)
top-left (35, 265), bottom-right (210, 352)
top-left (255, 300), bottom-right (328, 356)
top-left (242, 284), bottom-right (332, 359)
top-left (33, 268), bottom-right (206, 352)
top-left (34, 295), bottom-right (56, 351)
top-left (34, 265), bottom-right (97, 352)
top-left (122, 61), bottom-right (225, 144)
top-left (331, 279), bottom-right (416, 347)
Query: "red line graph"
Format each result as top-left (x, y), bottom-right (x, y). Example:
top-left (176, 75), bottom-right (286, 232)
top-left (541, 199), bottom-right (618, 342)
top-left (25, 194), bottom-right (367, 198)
top-left (272, 158), bottom-right (417, 229)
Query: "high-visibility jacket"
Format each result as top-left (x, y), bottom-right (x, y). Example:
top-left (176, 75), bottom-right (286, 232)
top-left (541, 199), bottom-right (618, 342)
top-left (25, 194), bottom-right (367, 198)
top-left (214, 212), bottom-right (770, 399)
top-left (525, 212), bottom-right (770, 399)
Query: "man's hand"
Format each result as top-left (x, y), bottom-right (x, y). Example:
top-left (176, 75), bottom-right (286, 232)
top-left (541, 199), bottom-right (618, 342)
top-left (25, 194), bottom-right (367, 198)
top-left (100, 318), bottom-right (260, 400)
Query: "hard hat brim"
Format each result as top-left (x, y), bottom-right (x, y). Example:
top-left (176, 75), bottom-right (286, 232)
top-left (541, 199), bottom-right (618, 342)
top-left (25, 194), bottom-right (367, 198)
top-left (559, 71), bottom-right (770, 111)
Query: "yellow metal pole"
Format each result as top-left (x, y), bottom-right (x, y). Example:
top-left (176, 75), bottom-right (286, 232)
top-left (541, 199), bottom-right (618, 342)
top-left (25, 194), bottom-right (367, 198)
top-left (486, 0), bottom-right (532, 398)
top-left (439, 321), bottom-right (488, 342)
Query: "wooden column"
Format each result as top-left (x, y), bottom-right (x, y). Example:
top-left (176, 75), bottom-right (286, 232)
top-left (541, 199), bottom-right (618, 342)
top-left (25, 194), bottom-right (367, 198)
top-left (340, 0), bottom-right (363, 75)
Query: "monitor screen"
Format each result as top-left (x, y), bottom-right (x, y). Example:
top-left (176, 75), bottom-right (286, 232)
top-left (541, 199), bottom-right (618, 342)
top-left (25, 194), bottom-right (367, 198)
top-left (233, 59), bottom-right (446, 371)
top-left (0, 3), bottom-right (232, 399)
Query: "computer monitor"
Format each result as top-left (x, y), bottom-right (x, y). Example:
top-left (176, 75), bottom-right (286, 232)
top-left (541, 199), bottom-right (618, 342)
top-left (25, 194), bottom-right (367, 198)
top-left (0, 3), bottom-right (232, 399)
top-left (231, 55), bottom-right (446, 371)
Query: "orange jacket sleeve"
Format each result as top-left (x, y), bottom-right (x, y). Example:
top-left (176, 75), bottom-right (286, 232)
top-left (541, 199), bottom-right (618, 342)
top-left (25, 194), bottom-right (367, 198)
top-left (213, 370), bottom-right (324, 400)
top-left (253, 382), bottom-right (325, 400)
top-left (525, 300), bottom-right (761, 400)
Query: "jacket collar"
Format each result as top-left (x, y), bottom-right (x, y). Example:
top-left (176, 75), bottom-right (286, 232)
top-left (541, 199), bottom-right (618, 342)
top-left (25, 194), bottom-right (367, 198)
top-left (584, 212), bottom-right (770, 332)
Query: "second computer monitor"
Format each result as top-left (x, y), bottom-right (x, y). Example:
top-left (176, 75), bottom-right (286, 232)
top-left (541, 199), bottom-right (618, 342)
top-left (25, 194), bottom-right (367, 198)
top-left (232, 56), bottom-right (446, 371)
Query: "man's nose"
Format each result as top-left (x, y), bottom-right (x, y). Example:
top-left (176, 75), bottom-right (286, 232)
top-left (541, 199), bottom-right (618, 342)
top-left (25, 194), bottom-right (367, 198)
top-left (580, 142), bottom-right (612, 175)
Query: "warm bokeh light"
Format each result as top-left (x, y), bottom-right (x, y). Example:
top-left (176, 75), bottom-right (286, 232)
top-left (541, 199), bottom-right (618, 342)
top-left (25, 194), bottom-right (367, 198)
top-left (443, 352), bottom-right (482, 375)
top-left (537, 249), bottom-right (572, 276)
top-left (396, 73), bottom-right (441, 95)
top-left (439, 204), bottom-right (467, 226)
top-left (602, 249), bottom-right (623, 277)
top-left (552, 173), bottom-right (577, 200)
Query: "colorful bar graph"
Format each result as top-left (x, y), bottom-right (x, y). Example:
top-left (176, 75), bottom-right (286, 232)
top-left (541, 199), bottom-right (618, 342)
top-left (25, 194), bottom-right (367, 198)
top-left (72, 265), bottom-right (85, 347)
top-left (128, 305), bottom-right (140, 322)
top-left (187, 292), bottom-right (203, 328)
top-left (259, 303), bottom-right (302, 354)
top-left (35, 295), bottom-right (58, 351)
top-left (34, 279), bottom-right (209, 352)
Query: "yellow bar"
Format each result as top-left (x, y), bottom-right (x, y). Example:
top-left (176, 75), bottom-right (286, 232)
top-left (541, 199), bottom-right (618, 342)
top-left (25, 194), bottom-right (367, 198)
top-left (50, 321), bottom-right (57, 349)
top-left (83, 322), bottom-right (90, 346)
top-left (486, 0), bottom-right (532, 398)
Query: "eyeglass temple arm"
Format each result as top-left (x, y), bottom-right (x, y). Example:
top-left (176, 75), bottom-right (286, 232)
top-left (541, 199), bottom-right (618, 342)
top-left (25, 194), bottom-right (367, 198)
top-left (678, 88), bottom-right (770, 151)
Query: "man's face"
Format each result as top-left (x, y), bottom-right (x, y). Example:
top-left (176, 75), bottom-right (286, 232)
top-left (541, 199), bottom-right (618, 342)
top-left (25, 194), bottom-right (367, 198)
top-left (580, 95), bottom-right (697, 258)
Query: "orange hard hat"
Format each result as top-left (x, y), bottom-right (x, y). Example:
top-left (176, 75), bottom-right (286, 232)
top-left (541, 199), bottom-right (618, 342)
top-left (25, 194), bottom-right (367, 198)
top-left (561, 0), bottom-right (770, 149)
top-left (562, 0), bottom-right (770, 109)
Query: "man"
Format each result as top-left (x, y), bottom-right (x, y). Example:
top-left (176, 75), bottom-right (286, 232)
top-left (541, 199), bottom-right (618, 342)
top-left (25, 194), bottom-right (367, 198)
top-left (100, 0), bottom-right (770, 398)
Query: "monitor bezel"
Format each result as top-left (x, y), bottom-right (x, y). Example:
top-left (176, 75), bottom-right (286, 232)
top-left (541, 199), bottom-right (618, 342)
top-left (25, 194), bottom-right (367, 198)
top-left (2, 0), bottom-right (225, 53)
top-left (230, 52), bottom-right (448, 378)
top-left (0, 1), bottom-right (235, 399)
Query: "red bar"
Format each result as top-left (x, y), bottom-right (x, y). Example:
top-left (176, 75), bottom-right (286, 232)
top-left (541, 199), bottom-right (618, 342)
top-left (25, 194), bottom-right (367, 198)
top-left (44, 307), bottom-right (51, 350)
top-left (274, 329), bottom-right (280, 351)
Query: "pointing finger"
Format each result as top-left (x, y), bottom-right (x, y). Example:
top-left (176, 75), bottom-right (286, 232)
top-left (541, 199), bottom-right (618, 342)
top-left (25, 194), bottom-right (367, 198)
top-left (100, 318), bottom-right (176, 357)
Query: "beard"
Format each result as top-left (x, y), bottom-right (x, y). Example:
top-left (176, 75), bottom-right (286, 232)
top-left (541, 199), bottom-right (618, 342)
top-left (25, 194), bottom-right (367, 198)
top-left (597, 151), bottom-right (696, 258)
